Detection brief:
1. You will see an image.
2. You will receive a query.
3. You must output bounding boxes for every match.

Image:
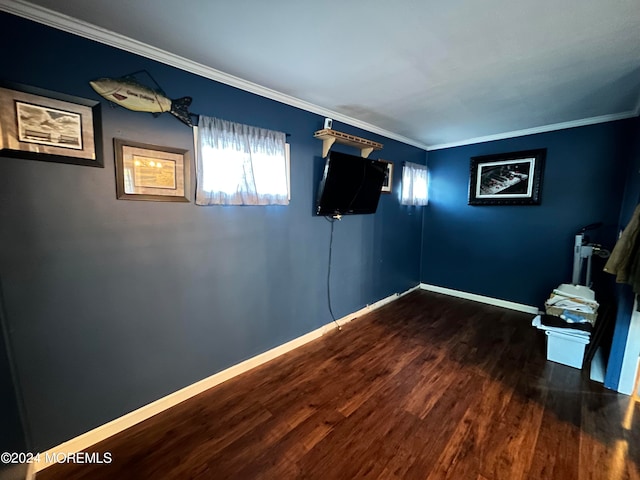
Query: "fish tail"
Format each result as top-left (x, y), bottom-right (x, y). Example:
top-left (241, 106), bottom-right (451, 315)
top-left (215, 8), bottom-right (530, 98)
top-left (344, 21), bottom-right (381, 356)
top-left (170, 97), bottom-right (193, 127)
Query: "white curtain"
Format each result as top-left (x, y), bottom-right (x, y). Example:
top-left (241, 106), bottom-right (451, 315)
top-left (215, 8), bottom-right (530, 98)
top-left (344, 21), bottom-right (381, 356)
top-left (195, 115), bottom-right (289, 205)
top-left (401, 162), bottom-right (429, 206)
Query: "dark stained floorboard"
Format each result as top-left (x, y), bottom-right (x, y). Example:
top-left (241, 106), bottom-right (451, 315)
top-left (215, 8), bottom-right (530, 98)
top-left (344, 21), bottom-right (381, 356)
top-left (37, 290), bottom-right (640, 480)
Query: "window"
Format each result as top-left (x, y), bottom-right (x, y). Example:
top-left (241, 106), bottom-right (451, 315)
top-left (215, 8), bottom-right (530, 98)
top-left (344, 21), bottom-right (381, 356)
top-left (401, 162), bottom-right (429, 206)
top-left (194, 116), bottom-right (290, 205)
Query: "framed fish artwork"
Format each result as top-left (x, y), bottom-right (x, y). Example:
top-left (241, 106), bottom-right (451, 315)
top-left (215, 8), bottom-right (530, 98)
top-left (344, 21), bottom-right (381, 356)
top-left (90, 73), bottom-right (193, 127)
top-left (468, 149), bottom-right (546, 206)
top-left (113, 138), bottom-right (190, 202)
top-left (0, 81), bottom-right (103, 167)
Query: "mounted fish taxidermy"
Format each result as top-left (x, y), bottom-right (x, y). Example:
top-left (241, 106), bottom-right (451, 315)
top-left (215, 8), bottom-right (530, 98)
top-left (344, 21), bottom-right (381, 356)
top-left (89, 70), bottom-right (193, 127)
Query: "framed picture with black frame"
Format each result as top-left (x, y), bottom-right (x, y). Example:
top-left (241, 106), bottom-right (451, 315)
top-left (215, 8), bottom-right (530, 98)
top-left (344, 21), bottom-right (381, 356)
top-left (468, 149), bottom-right (546, 205)
top-left (0, 81), bottom-right (102, 167)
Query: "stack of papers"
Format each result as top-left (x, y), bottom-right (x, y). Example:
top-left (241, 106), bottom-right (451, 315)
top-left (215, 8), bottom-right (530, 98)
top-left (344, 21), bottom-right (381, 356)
top-left (535, 284), bottom-right (598, 343)
top-left (544, 284), bottom-right (599, 326)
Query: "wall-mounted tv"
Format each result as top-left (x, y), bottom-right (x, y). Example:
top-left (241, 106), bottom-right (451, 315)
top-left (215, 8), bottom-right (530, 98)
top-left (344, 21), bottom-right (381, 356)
top-left (316, 151), bottom-right (385, 216)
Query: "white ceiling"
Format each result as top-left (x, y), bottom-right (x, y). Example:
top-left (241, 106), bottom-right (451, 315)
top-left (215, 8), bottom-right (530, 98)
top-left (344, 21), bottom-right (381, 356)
top-left (3, 0), bottom-right (640, 149)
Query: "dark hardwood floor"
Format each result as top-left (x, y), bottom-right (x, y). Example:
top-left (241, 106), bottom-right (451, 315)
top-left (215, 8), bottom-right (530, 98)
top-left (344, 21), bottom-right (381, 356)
top-left (37, 290), bottom-right (640, 479)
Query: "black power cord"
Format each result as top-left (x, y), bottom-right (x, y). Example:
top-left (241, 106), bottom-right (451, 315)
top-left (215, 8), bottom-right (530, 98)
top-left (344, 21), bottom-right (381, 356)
top-left (325, 216), bottom-right (342, 331)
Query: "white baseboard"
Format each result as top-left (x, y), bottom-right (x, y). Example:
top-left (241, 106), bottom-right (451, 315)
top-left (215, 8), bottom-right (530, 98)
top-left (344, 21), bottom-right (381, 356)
top-left (34, 284), bottom-right (419, 473)
top-left (419, 283), bottom-right (540, 314)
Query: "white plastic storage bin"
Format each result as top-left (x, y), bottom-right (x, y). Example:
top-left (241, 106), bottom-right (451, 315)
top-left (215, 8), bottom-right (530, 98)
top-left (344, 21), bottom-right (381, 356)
top-left (545, 330), bottom-right (590, 369)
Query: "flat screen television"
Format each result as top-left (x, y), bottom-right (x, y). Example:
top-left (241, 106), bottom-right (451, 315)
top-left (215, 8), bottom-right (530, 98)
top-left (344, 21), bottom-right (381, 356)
top-left (316, 151), bottom-right (385, 216)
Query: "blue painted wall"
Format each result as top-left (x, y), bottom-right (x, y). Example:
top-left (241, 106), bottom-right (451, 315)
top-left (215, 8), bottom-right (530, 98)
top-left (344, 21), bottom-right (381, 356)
top-left (0, 13), bottom-right (425, 451)
top-left (422, 120), bottom-right (635, 307)
top-left (0, 315), bottom-right (26, 461)
top-left (604, 116), bottom-right (640, 390)
top-left (616, 117), bottom-right (640, 226)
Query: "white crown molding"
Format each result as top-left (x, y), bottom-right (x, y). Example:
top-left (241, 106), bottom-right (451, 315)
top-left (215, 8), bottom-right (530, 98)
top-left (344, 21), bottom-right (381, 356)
top-left (426, 110), bottom-right (639, 151)
top-left (1, 0), bottom-right (638, 154)
top-left (0, 0), bottom-right (429, 151)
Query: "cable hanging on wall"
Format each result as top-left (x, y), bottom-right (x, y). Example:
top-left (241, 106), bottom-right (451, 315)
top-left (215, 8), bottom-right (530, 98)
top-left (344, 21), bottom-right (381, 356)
top-left (325, 216), bottom-right (342, 331)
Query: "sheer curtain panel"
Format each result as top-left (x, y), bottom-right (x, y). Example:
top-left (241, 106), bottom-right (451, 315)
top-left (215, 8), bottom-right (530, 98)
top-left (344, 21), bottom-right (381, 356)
top-left (195, 115), bottom-right (289, 205)
top-left (401, 162), bottom-right (429, 206)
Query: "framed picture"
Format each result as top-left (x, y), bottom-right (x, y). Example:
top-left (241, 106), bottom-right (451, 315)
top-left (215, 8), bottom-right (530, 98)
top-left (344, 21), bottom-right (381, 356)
top-left (114, 138), bottom-right (189, 202)
top-left (0, 81), bottom-right (102, 167)
top-left (379, 159), bottom-right (393, 193)
top-left (468, 149), bottom-right (546, 205)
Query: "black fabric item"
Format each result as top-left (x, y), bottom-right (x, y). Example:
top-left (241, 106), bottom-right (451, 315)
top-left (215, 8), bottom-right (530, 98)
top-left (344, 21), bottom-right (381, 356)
top-left (540, 314), bottom-right (593, 333)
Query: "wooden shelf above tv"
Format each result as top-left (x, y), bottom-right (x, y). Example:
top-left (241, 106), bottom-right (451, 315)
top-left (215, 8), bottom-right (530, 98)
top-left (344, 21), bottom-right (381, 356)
top-left (314, 129), bottom-right (383, 158)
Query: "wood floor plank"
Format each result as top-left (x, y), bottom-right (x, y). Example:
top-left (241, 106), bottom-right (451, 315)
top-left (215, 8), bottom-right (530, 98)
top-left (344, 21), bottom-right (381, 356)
top-left (401, 371), bottom-right (484, 480)
top-left (36, 290), bottom-right (640, 480)
top-left (528, 363), bottom-right (583, 480)
top-left (477, 370), bottom-right (547, 480)
top-left (579, 389), bottom-right (640, 480)
top-left (424, 375), bottom-right (514, 480)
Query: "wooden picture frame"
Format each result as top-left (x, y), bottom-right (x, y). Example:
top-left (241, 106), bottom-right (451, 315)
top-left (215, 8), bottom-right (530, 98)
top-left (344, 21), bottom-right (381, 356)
top-left (379, 159), bottom-right (393, 193)
top-left (114, 138), bottom-right (189, 202)
top-left (468, 149), bottom-right (546, 205)
top-left (0, 81), bottom-right (102, 167)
